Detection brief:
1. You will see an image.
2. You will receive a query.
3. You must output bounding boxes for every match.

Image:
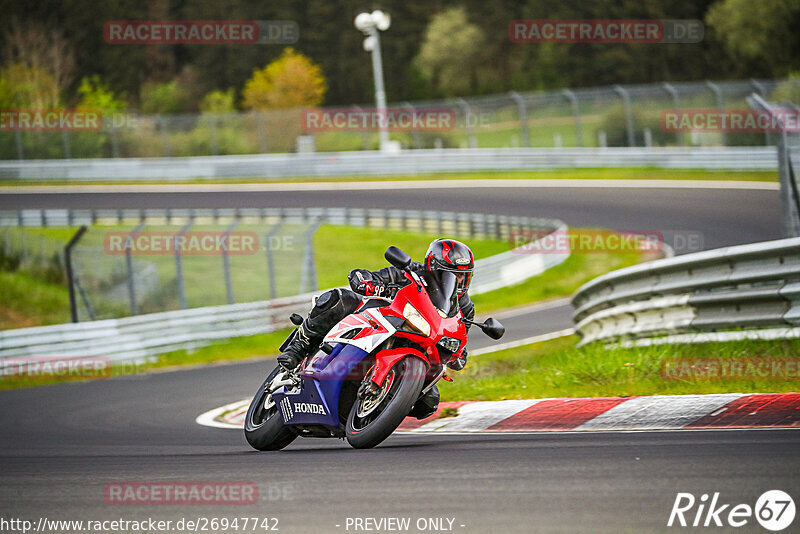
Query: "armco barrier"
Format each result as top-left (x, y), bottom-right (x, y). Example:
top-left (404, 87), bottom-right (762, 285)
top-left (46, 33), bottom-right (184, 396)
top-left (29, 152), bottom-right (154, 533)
top-left (0, 210), bottom-right (569, 364)
top-left (572, 237), bottom-right (800, 345)
top-left (0, 147), bottom-right (778, 182)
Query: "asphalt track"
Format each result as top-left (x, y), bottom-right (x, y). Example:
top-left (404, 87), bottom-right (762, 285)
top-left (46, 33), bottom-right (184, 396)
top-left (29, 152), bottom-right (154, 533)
top-left (1, 360), bottom-right (798, 533)
top-left (1, 180), bottom-right (796, 533)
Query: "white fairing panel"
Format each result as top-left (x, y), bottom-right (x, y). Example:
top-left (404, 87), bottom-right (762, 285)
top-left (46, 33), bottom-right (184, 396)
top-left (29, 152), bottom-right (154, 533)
top-left (324, 308), bottom-right (396, 354)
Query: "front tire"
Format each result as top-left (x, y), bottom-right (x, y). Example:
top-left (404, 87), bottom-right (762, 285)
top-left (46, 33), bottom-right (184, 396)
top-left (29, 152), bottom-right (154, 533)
top-left (346, 357), bottom-right (426, 449)
top-left (244, 366), bottom-right (298, 451)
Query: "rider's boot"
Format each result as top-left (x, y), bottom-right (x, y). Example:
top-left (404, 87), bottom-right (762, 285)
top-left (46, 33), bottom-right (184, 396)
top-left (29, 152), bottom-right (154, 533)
top-left (276, 319), bottom-right (326, 370)
top-left (276, 289), bottom-right (359, 371)
top-left (408, 385), bottom-right (440, 420)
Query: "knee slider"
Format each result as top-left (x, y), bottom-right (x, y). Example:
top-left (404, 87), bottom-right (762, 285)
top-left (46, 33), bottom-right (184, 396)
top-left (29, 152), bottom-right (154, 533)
top-left (310, 289), bottom-right (341, 317)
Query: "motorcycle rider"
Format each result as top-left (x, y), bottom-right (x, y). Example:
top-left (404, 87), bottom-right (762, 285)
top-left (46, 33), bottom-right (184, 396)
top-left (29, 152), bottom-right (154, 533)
top-left (276, 238), bottom-right (476, 419)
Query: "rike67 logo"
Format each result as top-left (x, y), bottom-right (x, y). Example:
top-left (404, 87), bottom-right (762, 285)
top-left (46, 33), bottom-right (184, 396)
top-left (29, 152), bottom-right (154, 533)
top-left (668, 490), bottom-right (795, 531)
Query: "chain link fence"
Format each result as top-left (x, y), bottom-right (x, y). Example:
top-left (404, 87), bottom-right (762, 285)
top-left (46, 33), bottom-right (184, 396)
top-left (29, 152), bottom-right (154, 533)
top-left (3, 78), bottom-right (798, 160)
top-left (0, 207), bottom-right (564, 323)
top-left (748, 94), bottom-right (800, 237)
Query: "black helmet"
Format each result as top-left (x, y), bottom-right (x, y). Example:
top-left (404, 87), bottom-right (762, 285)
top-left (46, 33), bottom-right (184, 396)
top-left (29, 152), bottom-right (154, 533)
top-left (425, 239), bottom-right (474, 294)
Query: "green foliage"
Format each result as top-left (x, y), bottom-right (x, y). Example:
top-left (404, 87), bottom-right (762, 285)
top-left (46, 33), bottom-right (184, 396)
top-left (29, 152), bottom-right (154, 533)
top-left (140, 81), bottom-right (187, 114)
top-left (706, 0), bottom-right (800, 77)
top-left (600, 105), bottom-right (675, 147)
top-left (242, 48), bottom-right (327, 110)
top-left (77, 75), bottom-right (126, 111)
top-left (0, 63), bottom-right (60, 108)
top-left (771, 73), bottom-right (800, 104)
top-left (200, 89), bottom-right (236, 113)
top-left (440, 336), bottom-right (800, 401)
top-left (414, 7), bottom-right (487, 97)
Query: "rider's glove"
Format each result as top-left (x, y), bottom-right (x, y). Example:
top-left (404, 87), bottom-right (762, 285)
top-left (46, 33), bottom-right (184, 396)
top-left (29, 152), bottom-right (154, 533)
top-left (362, 281), bottom-right (386, 296)
top-left (447, 351), bottom-right (468, 371)
top-left (349, 271), bottom-right (386, 296)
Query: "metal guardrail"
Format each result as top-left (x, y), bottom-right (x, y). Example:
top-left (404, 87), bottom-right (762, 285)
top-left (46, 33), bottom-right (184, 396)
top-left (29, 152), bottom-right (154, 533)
top-left (0, 147), bottom-right (778, 182)
top-left (0, 208), bottom-right (569, 363)
top-left (572, 237), bottom-right (800, 345)
top-left (0, 294), bottom-right (315, 369)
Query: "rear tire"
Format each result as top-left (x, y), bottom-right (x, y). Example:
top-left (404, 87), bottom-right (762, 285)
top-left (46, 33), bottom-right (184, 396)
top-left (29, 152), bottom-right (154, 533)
top-left (244, 366), bottom-right (298, 451)
top-left (346, 357), bottom-right (425, 449)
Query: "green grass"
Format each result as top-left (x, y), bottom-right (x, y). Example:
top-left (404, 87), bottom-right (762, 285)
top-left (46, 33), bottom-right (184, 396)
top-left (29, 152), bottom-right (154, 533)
top-left (0, 223), bottom-right (511, 329)
top-left (439, 336), bottom-right (800, 401)
top-left (0, 168), bottom-right (777, 186)
top-left (0, 328), bottom-right (295, 391)
top-left (472, 249), bottom-right (647, 313)
top-left (0, 271), bottom-right (71, 329)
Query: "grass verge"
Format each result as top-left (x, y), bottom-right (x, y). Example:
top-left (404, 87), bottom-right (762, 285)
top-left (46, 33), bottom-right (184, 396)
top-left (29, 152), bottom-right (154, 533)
top-left (0, 168), bottom-right (777, 187)
top-left (439, 336), bottom-right (800, 400)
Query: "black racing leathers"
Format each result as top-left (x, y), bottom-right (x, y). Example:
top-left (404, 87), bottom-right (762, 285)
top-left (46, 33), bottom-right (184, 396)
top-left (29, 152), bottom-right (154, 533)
top-left (348, 262), bottom-right (476, 326)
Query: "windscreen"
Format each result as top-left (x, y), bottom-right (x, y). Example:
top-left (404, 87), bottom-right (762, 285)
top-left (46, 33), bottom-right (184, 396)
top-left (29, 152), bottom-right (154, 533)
top-left (421, 270), bottom-right (458, 317)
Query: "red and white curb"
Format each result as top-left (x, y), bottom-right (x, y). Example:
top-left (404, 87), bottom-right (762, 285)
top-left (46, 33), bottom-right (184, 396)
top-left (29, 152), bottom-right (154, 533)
top-left (196, 392), bottom-right (800, 432)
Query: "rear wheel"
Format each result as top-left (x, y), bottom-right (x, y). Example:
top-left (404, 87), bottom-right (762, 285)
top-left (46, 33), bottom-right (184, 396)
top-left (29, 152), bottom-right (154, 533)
top-left (346, 357), bottom-right (426, 449)
top-left (244, 367), bottom-right (298, 451)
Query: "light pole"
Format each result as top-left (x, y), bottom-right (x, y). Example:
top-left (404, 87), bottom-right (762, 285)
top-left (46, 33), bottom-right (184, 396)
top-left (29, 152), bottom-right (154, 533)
top-left (355, 10), bottom-right (392, 152)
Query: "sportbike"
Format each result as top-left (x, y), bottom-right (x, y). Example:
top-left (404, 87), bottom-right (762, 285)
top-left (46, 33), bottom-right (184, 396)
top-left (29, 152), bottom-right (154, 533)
top-left (244, 246), bottom-right (505, 449)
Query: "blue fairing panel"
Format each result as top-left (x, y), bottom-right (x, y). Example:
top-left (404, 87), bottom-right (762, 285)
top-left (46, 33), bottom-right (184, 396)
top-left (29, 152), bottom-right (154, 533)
top-left (272, 343), bottom-right (368, 428)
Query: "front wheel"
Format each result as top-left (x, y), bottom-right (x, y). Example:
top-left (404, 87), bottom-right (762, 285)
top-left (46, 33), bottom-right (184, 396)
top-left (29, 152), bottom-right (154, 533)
top-left (346, 356), bottom-right (426, 449)
top-left (244, 366), bottom-right (298, 451)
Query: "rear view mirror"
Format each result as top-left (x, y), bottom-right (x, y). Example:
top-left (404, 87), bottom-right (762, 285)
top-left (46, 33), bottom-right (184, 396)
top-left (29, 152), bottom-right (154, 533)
top-left (481, 317), bottom-right (505, 340)
top-left (385, 246), bottom-right (411, 270)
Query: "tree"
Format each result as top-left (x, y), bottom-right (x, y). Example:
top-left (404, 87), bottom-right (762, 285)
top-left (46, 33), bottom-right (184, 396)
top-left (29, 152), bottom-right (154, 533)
top-left (76, 76), bottom-right (126, 111)
top-left (0, 64), bottom-right (59, 108)
top-left (706, 0), bottom-right (800, 77)
top-left (242, 47), bottom-right (327, 110)
top-left (140, 81), bottom-right (187, 114)
top-left (3, 19), bottom-right (75, 102)
top-left (199, 89), bottom-right (236, 113)
top-left (414, 7), bottom-right (488, 97)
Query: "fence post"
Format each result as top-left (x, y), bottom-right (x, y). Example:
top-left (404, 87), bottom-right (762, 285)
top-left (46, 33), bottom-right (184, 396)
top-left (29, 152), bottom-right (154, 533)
top-left (662, 82), bottom-right (682, 146)
top-left (15, 131), bottom-right (24, 160)
top-left (175, 221), bottom-right (194, 309)
top-left (509, 91), bottom-right (530, 147)
top-left (403, 102), bottom-right (422, 149)
top-left (62, 131), bottom-right (72, 159)
top-left (456, 98), bottom-right (477, 148)
top-left (750, 79), bottom-right (770, 146)
top-left (257, 111), bottom-right (268, 153)
top-left (265, 221), bottom-right (284, 299)
top-left (110, 120), bottom-right (121, 158)
top-left (209, 114), bottom-right (219, 156)
top-left (353, 105), bottom-right (370, 150)
top-left (126, 221), bottom-right (146, 316)
top-left (748, 93), bottom-right (800, 236)
top-left (222, 219), bottom-right (240, 304)
top-left (65, 226), bottom-right (88, 323)
top-left (561, 89), bottom-right (583, 147)
top-left (613, 85), bottom-right (635, 147)
top-left (705, 81), bottom-right (726, 146)
top-left (300, 218), bottom-right (323, 293)
top-left (158, 116), bottom-right (170, 157)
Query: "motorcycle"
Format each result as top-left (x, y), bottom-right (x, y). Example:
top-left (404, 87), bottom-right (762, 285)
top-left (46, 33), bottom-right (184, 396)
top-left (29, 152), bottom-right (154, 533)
top-left (244, 246), bottom-right (505, 450)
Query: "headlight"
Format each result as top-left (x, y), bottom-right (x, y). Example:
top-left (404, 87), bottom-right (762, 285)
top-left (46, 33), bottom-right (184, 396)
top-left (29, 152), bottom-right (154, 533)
top-left (403, 302), bottom-right (431, 337)
top-left (437, 337), bottom-right (461, 353)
